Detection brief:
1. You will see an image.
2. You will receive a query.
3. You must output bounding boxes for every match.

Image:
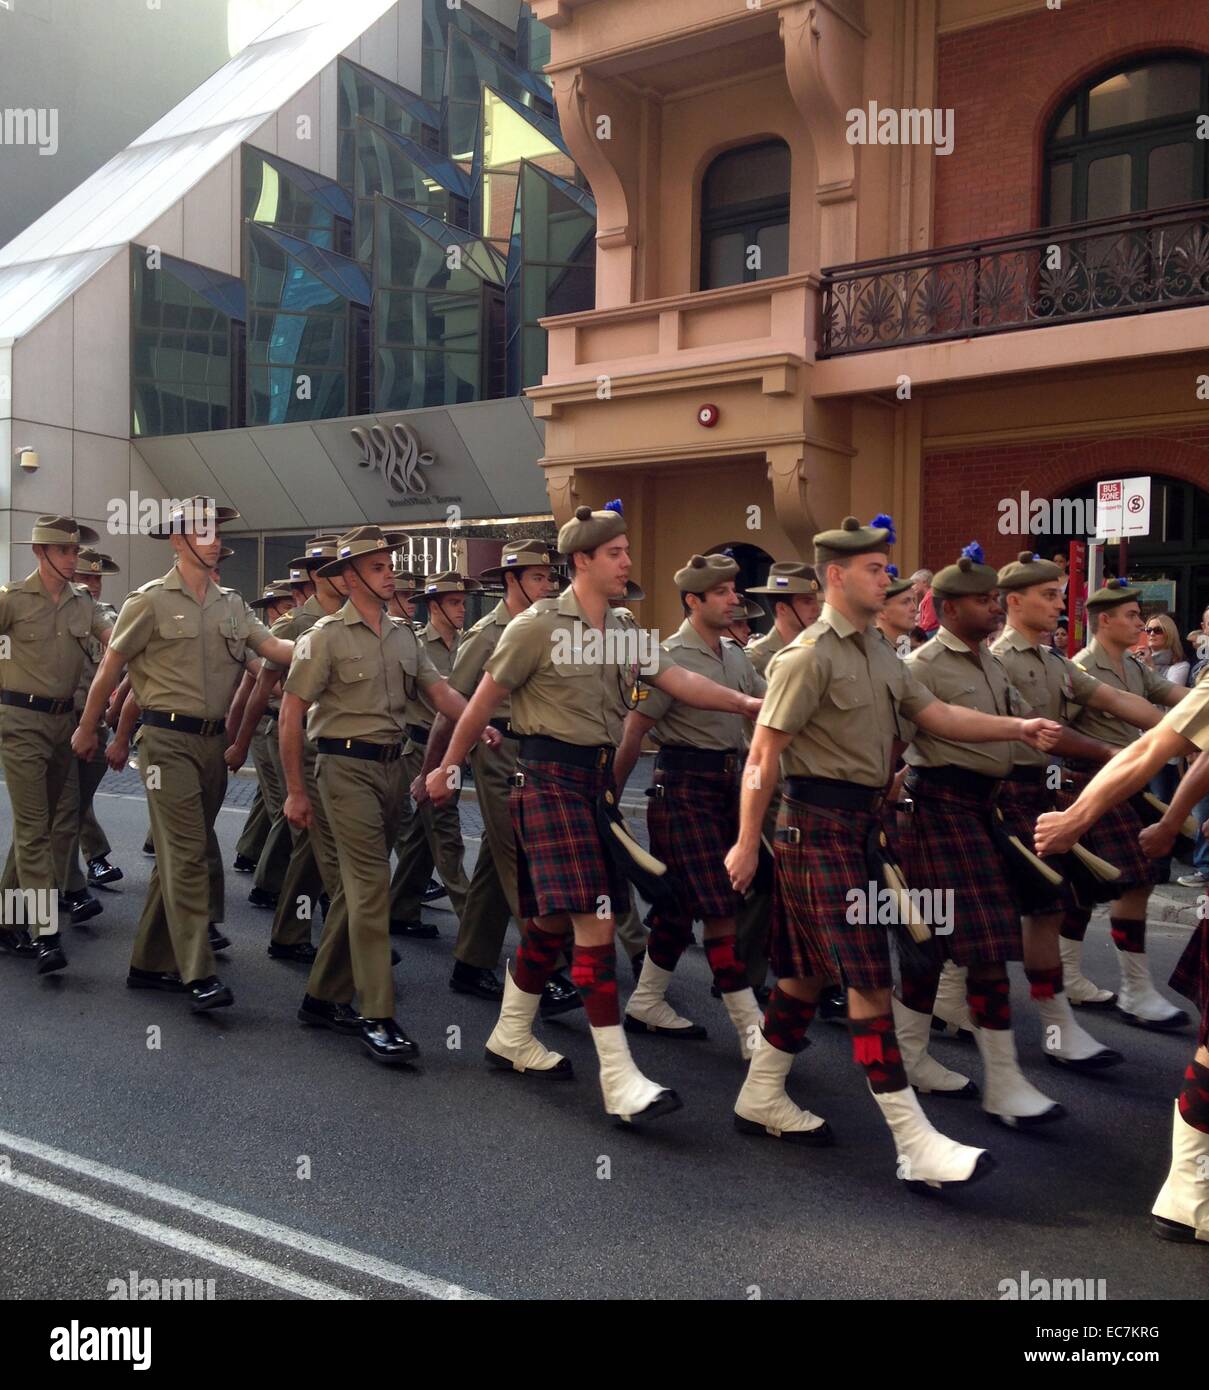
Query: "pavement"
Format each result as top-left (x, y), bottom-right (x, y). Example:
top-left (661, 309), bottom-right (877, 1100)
top-left (0, 761), bottom-right (1204, 1301)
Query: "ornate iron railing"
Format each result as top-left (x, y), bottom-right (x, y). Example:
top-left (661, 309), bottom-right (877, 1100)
top-left (818, 201), bottom-right (1209, 356)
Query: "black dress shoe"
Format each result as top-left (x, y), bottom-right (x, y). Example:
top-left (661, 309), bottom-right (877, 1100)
top-left (389, 918), bottom-right (439, 939)
top-left (127, 967), bottom-right (186, 992)
top-left (207, 923), bottom-right (231, 953)
top-left (421, 877), bottom-right (446, 903)
top-left (142, 839), bottom-right (156, 857)
top-left (66, 892), bottom-right (103, 926)
top-left (267, 941), bottom-right (316, 963)
top-left (297, 994), bottom-right (365, 1034)
top-left (247, 887), bottom-right (279, 909)
top-left (0, 928), bottom-right (37, 958)
top-left (449, 962), bottom-right (504, 1001)
top-left (232, 854), bottom-right (256, 873)
top-left (87, 856), bottom-right (123, 887)
top-left (390, 948), bottom-right (401, 967)
top-left (360, 1017), bottom-right (420, 1065)
top-left (630, 949), bottom-right (645, 982)
top-left (188, 976), bottom-right (233, 1011)
top-left (35, 933), bottom-right (67, 975)
top-left (540, 970), bottom-right (584, 1018)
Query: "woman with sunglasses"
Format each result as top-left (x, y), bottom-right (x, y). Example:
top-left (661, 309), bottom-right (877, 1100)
top-left (1141, 615), bottom-right (1191, 807)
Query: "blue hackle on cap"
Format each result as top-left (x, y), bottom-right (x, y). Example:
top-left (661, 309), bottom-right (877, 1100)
top-left (961, 541), bottom-right (985, 565)
top-left (604, 498), bottom-right (623, 515)
top-left (1032, 552), bottom-right (1041, 561)
top-left (886, 564), bottom-right (899, 579)
top-left (869, 513), bottom-right (896, 545)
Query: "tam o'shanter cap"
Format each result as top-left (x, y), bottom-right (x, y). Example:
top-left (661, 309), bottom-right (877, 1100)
top-left (996, 549), bottom-right (1061, 591)
top-left (32, 515), bottom-right (99, 546)
top-left (674, 552), bottom-right (739, 594)
top-left (148, 495), bottom-right (239, 539)
top-left (932, 542), bottom-right (998, 598)
top-left (746, 560), bottom-right (819, 596)
top-left (316, 525), bottom-right (396, 578)
top-left (557, 499), bottom-right (626, 556)
top-left (479, 539), bottom-right (557, 579)
top-left (76, 548), bottom-right (119, 575)
top-left (1085, 576), bottom-right (1142, 611)
top-left (884, 563), bottom-right (914, 598)
top-left (814, 513), bottom-right (896, 567)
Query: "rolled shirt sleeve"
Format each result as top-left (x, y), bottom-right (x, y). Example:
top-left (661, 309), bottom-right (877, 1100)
top-left (485, 613), bottom-right (545, 691)
top-left (1161, 680), bottom-right (1209, 752)
top-left (107, 591), bottom-right (155, 660)
top-left (283, 628), bottom-right (329, 704)
top-left (757, 645), bottom-right (825, 735)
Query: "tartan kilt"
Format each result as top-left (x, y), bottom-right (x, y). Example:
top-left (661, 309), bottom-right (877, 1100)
top-left (769, 797), bottom-right (891, 990)
top-left (1170, 920), bottom-right (1209, 1049)
top-left (898, 780), bottom-right (1023, 965)
top-left (1057, 789), bottom-right (1162, 898)
top-left (510, 759), bottom-right (630, 920)
top-left (646, 766), bottom-right (741, 920)
top-left (994, 776), bottom-right (1067, 915)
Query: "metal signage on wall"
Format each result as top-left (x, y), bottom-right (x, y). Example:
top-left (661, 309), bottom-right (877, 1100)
top-left (349, 420), bottom-right (461, 509)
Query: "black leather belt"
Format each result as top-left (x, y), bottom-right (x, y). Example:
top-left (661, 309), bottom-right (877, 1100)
top-left (489, 717), bottom-right (518, 739)
top-left (406, 723), bottom-right (430, 746)
top-left (141, 709), bottom-right (226, 737)
top-left (1005, 765), bottom-right (1047, 784)
top-left (655, 746), bottom-right (740, 774)
top-left (519, 735), bottom-right (613, 770)
top-left (784, 775), bottom-right (882, 813)
top-left (0, 691), bottom-right (73, 716)
top-left (316, 737), bottom-right (404, 762)
top-left (906, 765), bottom-right (1001, 799)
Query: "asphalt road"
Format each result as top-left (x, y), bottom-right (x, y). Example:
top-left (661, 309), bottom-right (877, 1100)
top-left (0, 772), bottom-right (1204, 1302)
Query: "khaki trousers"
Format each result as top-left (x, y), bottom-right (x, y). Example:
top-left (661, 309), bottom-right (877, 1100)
top-left (235, 781), bottom-right (270, 862)
top-left (51, 722), bottom-right (111, 893)
top-left (269, 736), bottom-right (327, 947)
top-left (252, 719), bottom-right (293, 896)
top-left (389, 741), bottom-right (470, 925)
top-left (453, 738), bottom-right (518, 969)
top-left (0, 705), bottom-right (74, 930)
top-left (130, 726), bottom-right (228, 984)
top-left (306, 751), bottom-right (406, 1020)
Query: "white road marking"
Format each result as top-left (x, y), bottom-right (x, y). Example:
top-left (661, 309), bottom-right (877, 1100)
top-left (0, 1168), bottom-right (357, 1301)
top-left (0, 1128), bottom-right (489, 1300)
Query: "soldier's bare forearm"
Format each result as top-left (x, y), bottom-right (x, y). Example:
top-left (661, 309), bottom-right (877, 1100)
top-left (1056, 725), bottom-right (1192, 836)
top-left (1098, 685), bottom-right (1162, 730)
top-left (614, 712), bottom-right (653, 794)
top-left (418, 712), bottom-right (455, 781)
top-left (655, 666), bottom-right (757, 715)
top-left (279, 695), bottom-right (308, 800)
top-left (115, 693), bottom-right (141, 748)
top-left (1158, 748), bottom-right (1209, 830)
top-left (1051, 726), bottom-right (1115, 764)
top-left (80, 647), bottom-right (128, 729)
top-left (234, 666), bottom-right (281, 750)
top-left (444, 677), bottom-right (503, 769)
top-left (737, 727), bottom-right (785, 848)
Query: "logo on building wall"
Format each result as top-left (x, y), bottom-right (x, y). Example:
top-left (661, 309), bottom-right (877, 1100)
top-left (350, 422), bottom-right (438, 497)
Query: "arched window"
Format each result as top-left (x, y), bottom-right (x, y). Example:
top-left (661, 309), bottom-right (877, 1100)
top-left (1044, 55), bottom-right (1209, 226)
top-left (700, 140), bottom-right (790, 290)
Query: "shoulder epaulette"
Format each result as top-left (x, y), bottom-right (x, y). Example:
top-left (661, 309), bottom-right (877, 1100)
top-left (530, 597), bottom-right (561, 616)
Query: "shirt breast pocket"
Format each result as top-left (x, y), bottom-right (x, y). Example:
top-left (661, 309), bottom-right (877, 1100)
top-left (12, 611), bottom-right (49, 643)
top-left (157, 610), bottom-right (200, 641)
top-left (335, 654), bottom-right (372, 686)
top-left (66, 605), bottom-right (92, 640)
top-left (826, 675), bottom-right (870, 711)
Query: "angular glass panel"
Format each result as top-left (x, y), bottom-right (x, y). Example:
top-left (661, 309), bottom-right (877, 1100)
top-left (248, 365), bottom-right (348, 425)
top-left (446, 27), bottom-right (553, 162)
top-left (1088, 61), bottom-right (1201, 131)
top-left (376, 347), bottom-right (480, 410)
top-left (337, 58), bottom-right (440, 187)
top-left (353, 119), bottom-right (473, 260)
top-left (243, 147), bottom-right (352, 250)
top-left (478, 86), bottom-right (574, 246)
top-left (1147, 142), bottom-right (1196, 210)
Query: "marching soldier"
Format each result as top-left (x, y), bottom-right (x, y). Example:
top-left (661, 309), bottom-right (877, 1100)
top-left (0, 517), bottom-right (112, 972)
top-left (426, 500), bottom-right (762, 1125)
top-left (388, 570), bottom-right (478, 938)
top-left (1035, 686), bottom-right (1209, 1244)
top-left (51, 548), bottom-right (122, 922)
top-left (874, 565), bottom-right (918, 651)
top-left (989, 552), bottom-right (1180, 1068)
top-left (613, 552), bottom-right (766, 1055)
top-left (226, 539), bottom-right (345, 963)
top-left (725, 596), bottom-right (764, 647)
top-left (725, 516), bottom-right (1062, 1187)
top-left (745, 561), bottom-right (820, 676)
top-left (73, 497), bottom-right (294, 1010)
top-left (896, 546), bottom-right (1066, 1126)
top-left (280, 526), bottom-right (486, 1063)
top-left (412, 539), bottom-right (581, 1013)
top-left (1059, 578), bottom-right (1189, 1026)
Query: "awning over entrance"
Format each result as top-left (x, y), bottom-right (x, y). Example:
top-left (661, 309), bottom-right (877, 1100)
top-left (131, 396), bottom-right (551, 533)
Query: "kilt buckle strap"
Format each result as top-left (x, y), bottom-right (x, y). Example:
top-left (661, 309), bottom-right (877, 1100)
top-left (510, 771), bottom-right (526, 788)
top-left (644, 784), bottom-right (666, 800)
top-left (774, 826), bottom-right (801, 845)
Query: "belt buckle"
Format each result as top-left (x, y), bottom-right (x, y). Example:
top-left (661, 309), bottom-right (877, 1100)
top-left (344, 739), bottom-right (353, 752)
top-left (511, 771), bottom-right (526, 788)
top-left (596, 748), bottom-right (608, 770)
top-left (777, 826), bottom-right (801, 845)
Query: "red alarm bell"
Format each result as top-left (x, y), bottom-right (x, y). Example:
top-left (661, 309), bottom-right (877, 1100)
top-left (697, 403), bottom-right (720, 428)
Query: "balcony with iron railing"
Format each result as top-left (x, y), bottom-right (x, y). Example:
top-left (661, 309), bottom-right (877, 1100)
top-left (818, 200), bottom-right (1209, 358)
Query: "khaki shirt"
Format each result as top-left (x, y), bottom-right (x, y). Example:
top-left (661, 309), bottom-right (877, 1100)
top-left (486, 586), bottom-right (670, 746)
top-left (1069, 637), bottom-right (1173, 750)
top-left (746, 625), bottom-right (786, 677)
top-left (402, 620), bottom-right (457, 730)
top-left (640, 617), bottom-right (765, 751)
top-left (990, 623), bottom-right (1101, 766)
top-left (449, 601), bottom-right (512, 718)
top-left (0, 570), bottom-right (113, 701)
top-left (904, 625), bottom-right (1025, 777)
top-left (1162, 676), bottom-right (1209, 751)
top-left (758, 603), bottom-right (935, 787)
top-left (110, 566), bottom-right (274, 720)
top-left (284, 601), bottom-right (441, 743)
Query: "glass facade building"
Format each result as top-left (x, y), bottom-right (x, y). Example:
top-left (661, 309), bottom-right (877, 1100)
top-left (127, 0), bottom-right (595, 439)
